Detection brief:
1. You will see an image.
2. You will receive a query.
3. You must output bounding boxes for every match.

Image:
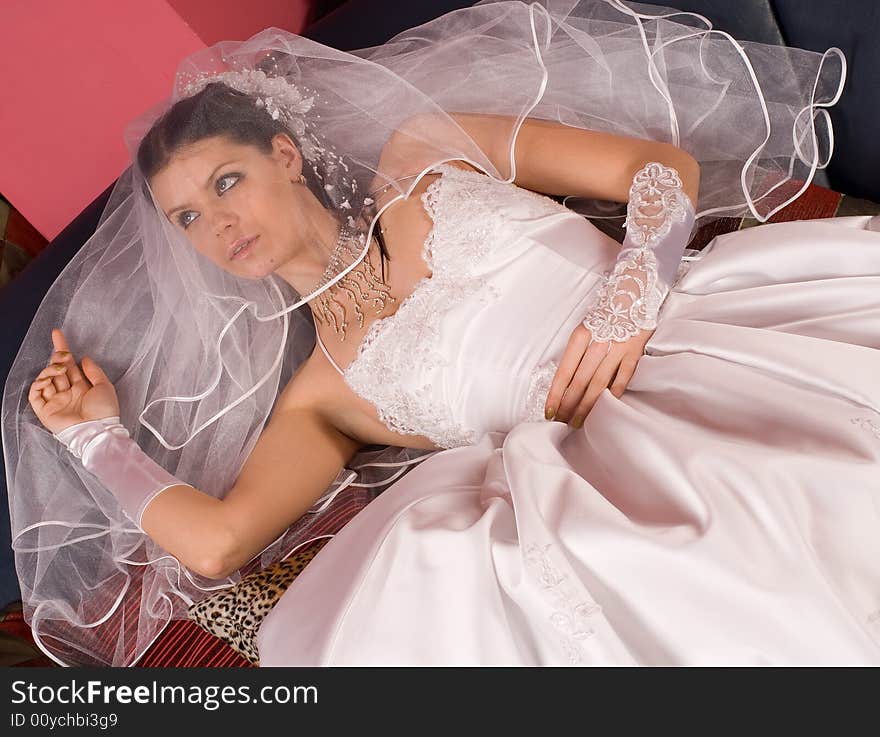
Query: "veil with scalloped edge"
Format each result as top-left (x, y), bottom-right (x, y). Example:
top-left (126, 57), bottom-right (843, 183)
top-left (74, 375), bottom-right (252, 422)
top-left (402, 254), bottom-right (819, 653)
top-left (2, 0), bottom-right (845, 666)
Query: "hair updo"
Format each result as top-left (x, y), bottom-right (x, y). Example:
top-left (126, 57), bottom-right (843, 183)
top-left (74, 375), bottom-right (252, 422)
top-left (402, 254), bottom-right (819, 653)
top-left (137, 82), bottom-right (289, 181)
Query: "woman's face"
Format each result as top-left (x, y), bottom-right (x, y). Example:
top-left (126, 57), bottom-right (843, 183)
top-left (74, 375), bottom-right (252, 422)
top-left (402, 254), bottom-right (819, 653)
top-left (150, 134), bottom-right (304, 279)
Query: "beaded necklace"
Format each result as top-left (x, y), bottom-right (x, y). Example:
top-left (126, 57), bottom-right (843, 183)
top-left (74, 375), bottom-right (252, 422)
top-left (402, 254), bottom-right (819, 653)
top-left (310, 225), bottom-right (396, 340)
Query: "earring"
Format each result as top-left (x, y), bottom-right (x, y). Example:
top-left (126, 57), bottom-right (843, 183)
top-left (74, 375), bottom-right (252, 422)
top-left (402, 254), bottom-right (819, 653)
top-left (299, 174), bottom-right (306, 185)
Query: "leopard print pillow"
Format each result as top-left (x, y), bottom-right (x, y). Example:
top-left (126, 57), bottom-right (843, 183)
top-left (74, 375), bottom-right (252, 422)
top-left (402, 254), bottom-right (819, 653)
top-left (188, 538), bottom-right (328, 665)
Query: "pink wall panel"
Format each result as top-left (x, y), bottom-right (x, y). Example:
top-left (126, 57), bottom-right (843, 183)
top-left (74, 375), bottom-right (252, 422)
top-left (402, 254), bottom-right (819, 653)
top-left (169, 0), bottom-right (312, 46)
top-left (1, 0), bottom-right (312, 241)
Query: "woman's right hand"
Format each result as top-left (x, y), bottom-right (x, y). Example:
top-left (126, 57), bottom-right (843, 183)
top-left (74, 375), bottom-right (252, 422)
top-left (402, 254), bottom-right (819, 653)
top-left (28, 328), bottom-right (120, 435)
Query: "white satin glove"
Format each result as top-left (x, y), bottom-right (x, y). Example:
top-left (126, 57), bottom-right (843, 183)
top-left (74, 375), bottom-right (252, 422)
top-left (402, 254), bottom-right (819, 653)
top-left (582, 161), bottom-right (696, 342)
top-left (54, 417), bottom-right (189, 529)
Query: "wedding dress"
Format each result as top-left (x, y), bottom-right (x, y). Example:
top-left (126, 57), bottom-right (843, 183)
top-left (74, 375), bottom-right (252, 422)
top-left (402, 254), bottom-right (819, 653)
top-left (258, 163), bottom-right (880, 665)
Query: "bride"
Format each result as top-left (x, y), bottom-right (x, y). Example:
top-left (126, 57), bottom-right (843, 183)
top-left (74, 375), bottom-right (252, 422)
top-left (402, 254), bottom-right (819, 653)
top-left (5, 0), bottom-right (879, 666)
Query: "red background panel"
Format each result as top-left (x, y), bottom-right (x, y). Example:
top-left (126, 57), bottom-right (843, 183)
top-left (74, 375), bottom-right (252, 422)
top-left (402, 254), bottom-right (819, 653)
top-left (0, 0), bottom-right (311, 241)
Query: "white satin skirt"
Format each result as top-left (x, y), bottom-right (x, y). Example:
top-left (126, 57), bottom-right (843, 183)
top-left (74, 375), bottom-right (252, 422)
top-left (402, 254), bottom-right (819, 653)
top-left (258, 216), bottom-right (880, 665)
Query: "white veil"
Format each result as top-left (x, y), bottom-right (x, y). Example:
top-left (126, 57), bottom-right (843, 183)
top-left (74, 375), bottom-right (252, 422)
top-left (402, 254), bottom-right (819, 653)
top-left (2, 0), bottom-right (845, 666)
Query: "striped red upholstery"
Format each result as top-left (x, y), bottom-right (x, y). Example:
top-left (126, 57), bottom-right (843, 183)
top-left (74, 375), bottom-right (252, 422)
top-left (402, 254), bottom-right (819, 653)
top-left (6, 484), bottom-right (376, 667)
top-left (137, 486), bottom-right (375, 668)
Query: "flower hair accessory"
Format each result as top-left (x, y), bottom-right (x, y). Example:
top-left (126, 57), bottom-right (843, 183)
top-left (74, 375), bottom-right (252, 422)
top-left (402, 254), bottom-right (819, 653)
top-left (181, 69), bottom-right (322, 163)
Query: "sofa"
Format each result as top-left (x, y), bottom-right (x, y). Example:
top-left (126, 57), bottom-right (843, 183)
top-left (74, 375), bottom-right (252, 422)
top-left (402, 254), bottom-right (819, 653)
top-left (2, 0), bottom-right (878, 665)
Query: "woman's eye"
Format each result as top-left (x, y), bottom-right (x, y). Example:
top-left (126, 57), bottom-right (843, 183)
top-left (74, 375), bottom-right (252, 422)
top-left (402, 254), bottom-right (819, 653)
top-left (216, 173), bottom-right (241, 195)
top-left (177, 174), bottom-right (241, 229)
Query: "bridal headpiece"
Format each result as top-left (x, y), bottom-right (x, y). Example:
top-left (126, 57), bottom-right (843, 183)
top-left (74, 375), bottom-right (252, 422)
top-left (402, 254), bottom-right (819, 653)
top-left (183, 69), bottom-right (318, 153)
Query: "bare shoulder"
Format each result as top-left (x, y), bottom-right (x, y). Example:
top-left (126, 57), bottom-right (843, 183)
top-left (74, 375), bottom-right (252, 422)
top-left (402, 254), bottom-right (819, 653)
top-left (370, 117), bottom-right (485, 214)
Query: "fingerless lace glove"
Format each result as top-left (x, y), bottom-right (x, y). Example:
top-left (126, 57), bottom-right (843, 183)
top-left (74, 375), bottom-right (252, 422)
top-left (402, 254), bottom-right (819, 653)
top-left (54, 417), bottom-right (191, 529)
top-left (582, 161), bottom-right (696, 343)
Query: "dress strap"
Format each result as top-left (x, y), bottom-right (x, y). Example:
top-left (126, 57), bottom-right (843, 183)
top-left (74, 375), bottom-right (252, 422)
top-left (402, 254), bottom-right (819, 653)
top-left (315, 330), bottom-right (345, 377)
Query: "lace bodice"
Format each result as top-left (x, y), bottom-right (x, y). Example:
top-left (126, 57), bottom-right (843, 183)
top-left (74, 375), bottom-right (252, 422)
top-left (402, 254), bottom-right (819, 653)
top-left (343, 163), bottom-right (620, 448)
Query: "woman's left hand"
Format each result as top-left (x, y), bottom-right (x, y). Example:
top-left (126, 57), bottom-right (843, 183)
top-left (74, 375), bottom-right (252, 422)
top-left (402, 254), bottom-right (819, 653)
top-left (544, 324), bottom-right (653, 428)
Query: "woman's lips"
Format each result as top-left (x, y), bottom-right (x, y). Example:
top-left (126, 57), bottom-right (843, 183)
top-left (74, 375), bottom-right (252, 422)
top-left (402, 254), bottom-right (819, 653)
top-left (229, 235), bottom-right (258, 261)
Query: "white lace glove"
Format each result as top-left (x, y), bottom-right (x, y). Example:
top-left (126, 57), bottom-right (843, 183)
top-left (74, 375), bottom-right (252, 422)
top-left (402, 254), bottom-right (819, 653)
top-left (582, 162), bottom-right (696, 342)
top-left (54, 417), bottom-right (190, 529)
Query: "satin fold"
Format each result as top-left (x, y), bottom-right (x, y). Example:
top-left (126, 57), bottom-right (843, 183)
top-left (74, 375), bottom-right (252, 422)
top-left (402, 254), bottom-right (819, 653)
top-left (259, 216), bottom-right (880, 666)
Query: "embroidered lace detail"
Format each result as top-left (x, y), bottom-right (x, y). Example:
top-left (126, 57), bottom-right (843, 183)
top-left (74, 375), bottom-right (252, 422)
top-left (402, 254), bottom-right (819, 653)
top-left (582, 247), bottom-right (664, 342)
top-left (525, 543), bottom-right (601, 664)
top-left (345, 165), bottom-right (565, 448)
top-left (624, 161), bottom-right (689, 248)
top-left (581, 162), bottom-right (690, 344)
top-left (524, 361), bottom-right (558, 422)
top-left (851, 417), bottom-right (880, 440)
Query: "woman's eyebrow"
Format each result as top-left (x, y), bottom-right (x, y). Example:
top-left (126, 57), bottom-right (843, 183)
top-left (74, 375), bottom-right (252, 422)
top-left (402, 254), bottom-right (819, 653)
top-left (165, 160), bottom-right (239, 217)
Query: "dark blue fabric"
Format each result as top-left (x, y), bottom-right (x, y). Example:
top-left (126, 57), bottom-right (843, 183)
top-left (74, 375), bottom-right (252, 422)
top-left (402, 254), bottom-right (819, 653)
top-left (670, 0), bottom-right (880, 201)
top-left (772, 0), bottom-right (880, 202)
top-left (0, 185), bottom-right (114, 608)
top-left (664, 0), bottom-right (784, 45)
top-left (306, 0), bottom-right (475, 48)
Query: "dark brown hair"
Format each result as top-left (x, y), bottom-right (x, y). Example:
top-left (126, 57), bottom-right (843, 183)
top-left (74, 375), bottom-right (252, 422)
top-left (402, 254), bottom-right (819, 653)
top-left (137, 82), bottom-right (288, 181)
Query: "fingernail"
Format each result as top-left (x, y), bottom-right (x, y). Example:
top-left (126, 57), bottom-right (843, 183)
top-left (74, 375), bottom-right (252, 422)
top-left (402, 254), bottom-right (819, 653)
top-left (56, 351), bottom-right (70, 357)
top-left (50, 363), bottom-right (65, 370)
top-left (571, 417), bottom-right (583, 429)
top-left (544, 407), bottom-right (556, 421)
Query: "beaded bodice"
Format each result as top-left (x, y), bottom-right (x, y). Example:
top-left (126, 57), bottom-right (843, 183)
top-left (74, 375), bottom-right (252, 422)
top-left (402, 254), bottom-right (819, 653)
top-left (342, 164), bottom-right (620, 449)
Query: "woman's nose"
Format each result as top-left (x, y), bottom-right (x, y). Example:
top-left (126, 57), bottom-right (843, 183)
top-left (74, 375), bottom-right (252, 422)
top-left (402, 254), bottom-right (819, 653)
top-left (211, 208), bottom-right (237, 237)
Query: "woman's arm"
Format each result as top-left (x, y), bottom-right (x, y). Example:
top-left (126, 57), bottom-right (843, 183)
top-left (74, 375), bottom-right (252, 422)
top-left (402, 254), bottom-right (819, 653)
top-left (141, 397), bottom-right (360, 579)
top-left (382, 111), bottom-right (698, 207)
top-left (31, 330), bottom-right (361, 580)
top-left (378, 112), bottom-right (697, 212)
top-left (448, 112), bottom-right (700, 204)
